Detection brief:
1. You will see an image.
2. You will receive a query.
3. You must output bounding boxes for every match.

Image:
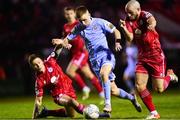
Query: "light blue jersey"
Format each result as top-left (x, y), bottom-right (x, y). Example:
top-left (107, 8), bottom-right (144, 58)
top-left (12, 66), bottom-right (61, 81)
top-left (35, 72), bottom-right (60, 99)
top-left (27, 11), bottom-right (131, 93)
top-left (67, 17), bottom-right (116, 81)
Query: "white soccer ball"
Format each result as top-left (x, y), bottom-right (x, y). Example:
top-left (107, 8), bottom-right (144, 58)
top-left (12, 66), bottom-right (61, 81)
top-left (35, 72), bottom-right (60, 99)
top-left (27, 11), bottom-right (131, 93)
top-left (83, 104), bottom-right (100, 119)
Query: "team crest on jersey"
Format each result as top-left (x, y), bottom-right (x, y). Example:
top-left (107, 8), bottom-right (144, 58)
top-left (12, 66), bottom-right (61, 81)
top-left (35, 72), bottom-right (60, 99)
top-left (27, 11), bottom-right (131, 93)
top-left (48, 67), bottom-right (53, 73)
top-left (135, 28), bottom-right (142, 35)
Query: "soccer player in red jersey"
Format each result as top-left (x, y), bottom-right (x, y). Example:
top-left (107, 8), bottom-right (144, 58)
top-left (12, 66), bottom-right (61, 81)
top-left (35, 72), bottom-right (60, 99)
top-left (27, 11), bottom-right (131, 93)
top-left (63, 7), bottom-right (104, 101)
top-left (29, 45), bottom-right (86, 119)
top-left (119, 0), bottom-right (178, 119)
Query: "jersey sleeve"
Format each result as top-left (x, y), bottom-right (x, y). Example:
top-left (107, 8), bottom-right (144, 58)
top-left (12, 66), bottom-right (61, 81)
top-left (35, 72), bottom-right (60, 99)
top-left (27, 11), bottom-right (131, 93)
top-left (35, 78), bottom-right (44, 97)
top-left (100, 19), bottom-right (116, 33)
top-left (142, 11), bottom-right (153, 20)
top-left (67, 23), bottom-right (85, 40)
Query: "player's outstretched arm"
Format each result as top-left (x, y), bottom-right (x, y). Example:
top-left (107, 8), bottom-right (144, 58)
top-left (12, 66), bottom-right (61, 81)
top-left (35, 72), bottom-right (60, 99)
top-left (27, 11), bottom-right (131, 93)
top-left (52, 38), bottom-right (72, 49)
top-left (119, 19), bottom-right (133, 42)
top-left (32, 96), bottom-right (43, 119)
top-left (113, 28), bottom-right (122, 51)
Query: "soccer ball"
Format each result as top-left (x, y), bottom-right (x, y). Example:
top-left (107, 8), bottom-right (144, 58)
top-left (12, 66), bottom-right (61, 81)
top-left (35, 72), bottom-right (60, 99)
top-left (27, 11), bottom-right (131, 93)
top-left (83, 104), bottom-right (100, 119)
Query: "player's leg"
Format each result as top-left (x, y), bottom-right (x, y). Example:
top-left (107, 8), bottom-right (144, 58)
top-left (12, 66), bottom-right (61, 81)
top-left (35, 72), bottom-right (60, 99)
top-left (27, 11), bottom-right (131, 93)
top-left (66, 60), bottom-right (90, 100)
top-left (64, 106), bottom-right (76, 118)
top-left (152, 71), bottom-right (178, 93)
top-left (123, 72), bottom-right (135, 94)
top-left (54, 94), bottom-right (85, 116)
top-left (100, 64), bottom-right (112, 112)
top-left (123, 58), bottom-right (136, 94)
top-left (151, 53), bottom-right (178, 93)
top-left (110, 81), bottom-right (142, 112)
top-left (37, 106), bottom-right (67, 118)
top-left (136, 73), bottom-right (159, 119)
top-left (80, 63), bottom-right (104, 99)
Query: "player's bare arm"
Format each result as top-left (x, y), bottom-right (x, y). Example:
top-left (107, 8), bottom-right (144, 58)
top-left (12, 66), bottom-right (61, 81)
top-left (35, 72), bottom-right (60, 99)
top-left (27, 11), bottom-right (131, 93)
top-left (113, 28), bottom-right (122, 51)
top-left (147, 16), bottom-right (156, 31)
top-left (52, 38), bottom-right (72, 49)
top-left (119, 19), bottom-right (133, 42)
top-left (32, 96), bottom-right (42, 119)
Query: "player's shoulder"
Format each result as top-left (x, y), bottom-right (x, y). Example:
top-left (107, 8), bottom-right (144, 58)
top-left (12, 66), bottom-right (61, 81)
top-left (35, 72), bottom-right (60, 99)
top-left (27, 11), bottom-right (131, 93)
top-left (93, 17), bottom-right (108, 23)
top-left (92, 17), bottom-right (110, 27)
top-left (140, 10), bottom-right (153, 18)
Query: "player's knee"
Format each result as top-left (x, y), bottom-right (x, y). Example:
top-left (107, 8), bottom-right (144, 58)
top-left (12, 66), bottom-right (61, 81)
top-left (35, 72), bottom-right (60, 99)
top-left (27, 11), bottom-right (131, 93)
top-left (66, 69), bottom-right (75, 77)
top-left (100, 72), bottom-right (108, 82)
top-left (155, 87), bottom-right (164, 93)
top-left (136, 84), bottom-right (146, 92)
top-left (66, 98), bottom-right (73, 105)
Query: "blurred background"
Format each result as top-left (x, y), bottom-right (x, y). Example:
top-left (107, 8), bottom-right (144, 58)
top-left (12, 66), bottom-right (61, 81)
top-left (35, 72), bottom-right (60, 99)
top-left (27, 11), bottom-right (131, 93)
top-left (0, 0), bottom-right (180, 97)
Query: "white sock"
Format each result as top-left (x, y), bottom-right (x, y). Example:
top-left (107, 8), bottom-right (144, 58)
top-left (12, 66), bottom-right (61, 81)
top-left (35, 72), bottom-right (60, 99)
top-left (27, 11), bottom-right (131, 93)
top-left (82, 86), bottom-right (90, 92)
top-left (99, 91), bottom-right (104, 98)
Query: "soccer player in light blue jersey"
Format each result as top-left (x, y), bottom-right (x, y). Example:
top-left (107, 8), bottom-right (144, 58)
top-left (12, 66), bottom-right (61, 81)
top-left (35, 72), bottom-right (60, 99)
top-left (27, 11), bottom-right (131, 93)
top-left (52, 6), bottom-right (142, 115)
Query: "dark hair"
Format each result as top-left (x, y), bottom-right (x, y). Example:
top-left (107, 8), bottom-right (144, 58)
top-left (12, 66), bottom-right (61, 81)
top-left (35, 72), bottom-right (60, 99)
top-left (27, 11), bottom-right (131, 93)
top-left (76, 6), bottom-right (88, 18)
top-left (28, 54), bottom-right (40, 66)
top-left (64, 6), bottom-right (75, 12)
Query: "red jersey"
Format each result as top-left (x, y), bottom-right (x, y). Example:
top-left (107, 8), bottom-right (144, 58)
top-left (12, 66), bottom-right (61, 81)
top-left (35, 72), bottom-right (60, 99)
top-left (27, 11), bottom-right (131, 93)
top-left (125, 11), bottom-right (163, 59)
top-left (63, 20), bottom-right (85, 55)
top-left (35, 53), bottom-right (75, 98)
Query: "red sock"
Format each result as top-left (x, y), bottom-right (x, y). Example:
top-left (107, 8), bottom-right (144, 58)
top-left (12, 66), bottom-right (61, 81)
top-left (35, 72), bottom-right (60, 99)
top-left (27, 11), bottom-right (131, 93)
top-left (74, 74), bottom-right (86, 89)
top-left (74, 104), bottom-right (85, 114)
top-left (90, 76), bottom-right (103, 93)
top-left (139, 89), bottom-right (156, 112)
top-left (163, 76), bottom-right (171, 90)
top-left (47, 108), bottom-right (67, 117)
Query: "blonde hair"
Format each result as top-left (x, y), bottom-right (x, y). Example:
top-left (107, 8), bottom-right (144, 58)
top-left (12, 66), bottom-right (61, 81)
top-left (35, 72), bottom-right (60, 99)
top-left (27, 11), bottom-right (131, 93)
top-left (125, 0), bottom-right (141, 10)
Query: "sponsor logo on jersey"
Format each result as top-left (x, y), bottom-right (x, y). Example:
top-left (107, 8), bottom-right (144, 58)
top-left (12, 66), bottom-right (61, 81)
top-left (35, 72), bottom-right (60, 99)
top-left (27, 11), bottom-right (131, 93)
top-left (50, 75), bottom-right (59, 84)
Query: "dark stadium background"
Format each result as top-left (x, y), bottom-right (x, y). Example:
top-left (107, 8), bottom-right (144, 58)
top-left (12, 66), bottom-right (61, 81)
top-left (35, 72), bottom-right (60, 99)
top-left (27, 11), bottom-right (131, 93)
top-left (0, 0), bottom-right (180, 97)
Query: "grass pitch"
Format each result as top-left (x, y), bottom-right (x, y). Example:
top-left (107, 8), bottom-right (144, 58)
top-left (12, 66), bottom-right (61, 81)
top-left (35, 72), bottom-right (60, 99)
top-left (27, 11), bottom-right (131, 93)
top-left (0, 89), bottom-right (180, 119)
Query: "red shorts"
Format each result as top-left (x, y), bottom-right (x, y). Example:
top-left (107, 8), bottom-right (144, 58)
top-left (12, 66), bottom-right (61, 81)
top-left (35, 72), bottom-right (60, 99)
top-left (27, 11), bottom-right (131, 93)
top-left (53, 88), bottom-right (77, 105)
top-left (70, 50), bottom-right (89, 68)
top-left (136, 53), bottom-right (166, 78)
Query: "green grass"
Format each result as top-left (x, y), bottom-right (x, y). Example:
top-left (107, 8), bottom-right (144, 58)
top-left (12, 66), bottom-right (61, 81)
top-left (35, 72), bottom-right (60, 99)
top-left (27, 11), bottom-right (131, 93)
top-left (0, 89), bottom-right (180, 119)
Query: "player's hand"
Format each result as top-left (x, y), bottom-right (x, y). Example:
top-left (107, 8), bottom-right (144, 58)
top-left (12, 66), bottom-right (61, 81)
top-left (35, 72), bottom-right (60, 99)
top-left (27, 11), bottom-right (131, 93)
top-left (52, 38), bottom-right (72, 49)
top-left (115, 42), bottom-right (122, 51)
top-left (52, 38), bottom-right (64, 45)
top-left (119, 19), bottom-right (126, 29)
top-left (65, 44), bottom-right (72, 49)
top-left (147, 25), bottom-right (155, 31)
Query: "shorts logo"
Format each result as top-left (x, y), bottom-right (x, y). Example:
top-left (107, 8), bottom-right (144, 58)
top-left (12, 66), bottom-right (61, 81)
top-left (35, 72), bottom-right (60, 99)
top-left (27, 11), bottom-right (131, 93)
top-left (48, 67), bottom-right (53, 73)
